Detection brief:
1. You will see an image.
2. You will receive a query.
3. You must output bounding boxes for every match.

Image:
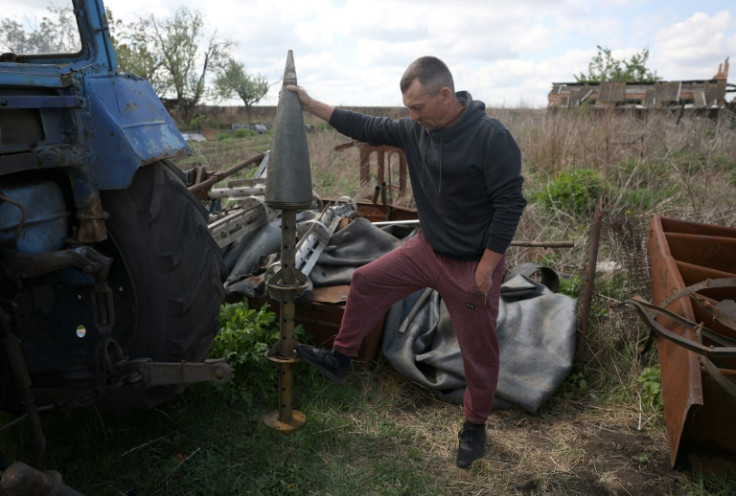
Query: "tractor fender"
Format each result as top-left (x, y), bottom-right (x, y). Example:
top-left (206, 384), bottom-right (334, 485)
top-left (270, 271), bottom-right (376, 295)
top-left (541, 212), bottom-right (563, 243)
top-left (86, 73), bottom-right (190, 191)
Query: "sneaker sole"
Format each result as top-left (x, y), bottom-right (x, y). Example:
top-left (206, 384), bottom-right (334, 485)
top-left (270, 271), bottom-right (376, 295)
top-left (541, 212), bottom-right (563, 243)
top-left (456, 448), bottom-right (485, 469)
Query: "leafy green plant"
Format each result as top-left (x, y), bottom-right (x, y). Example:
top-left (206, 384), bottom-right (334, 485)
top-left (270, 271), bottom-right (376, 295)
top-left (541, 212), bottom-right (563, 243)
top-left (637, 365), bottom-right (663, 411)
top-left (560, 370), bottom-right (588, 400)
top-left (209, 301), bottom-right (308, 407)
top-left (535, 168), bottom-right (607, 217)
top-left (233, 127), bottom-right (255, 138)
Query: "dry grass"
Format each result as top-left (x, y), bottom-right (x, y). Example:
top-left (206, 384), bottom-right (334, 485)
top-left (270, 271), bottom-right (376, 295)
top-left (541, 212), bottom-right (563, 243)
top-left (171, 107), bottom-right (736, 495)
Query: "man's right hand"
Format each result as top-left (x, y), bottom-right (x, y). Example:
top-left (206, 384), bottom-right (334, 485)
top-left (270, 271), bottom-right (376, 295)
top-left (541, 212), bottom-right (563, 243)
top-left (286, 84), bottom-right (309, 105)
top-left (285, 85), bottom-right (335, 122)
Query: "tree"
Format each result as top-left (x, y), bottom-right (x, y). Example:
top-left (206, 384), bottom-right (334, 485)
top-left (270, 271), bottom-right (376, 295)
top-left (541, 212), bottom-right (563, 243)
top-left (215, 58), bottom-right (270, 123)
top-left (146, 8), bottom-right (232, 124)
top-left (0, 5), bottom-right (79, 55)
top-left (108, 7), bottom-right (232, 125)
top-left (576, 46), bottom-right (660, 83)
top-left (106, 9), bottom-right (168, 96)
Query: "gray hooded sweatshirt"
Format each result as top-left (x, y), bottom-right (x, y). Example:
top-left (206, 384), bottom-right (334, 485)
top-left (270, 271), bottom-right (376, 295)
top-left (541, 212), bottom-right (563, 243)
top-left (329, 91), bottom-right (526, 261)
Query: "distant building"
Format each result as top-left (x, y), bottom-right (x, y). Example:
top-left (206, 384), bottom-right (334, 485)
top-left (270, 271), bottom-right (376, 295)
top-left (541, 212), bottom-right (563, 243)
top-left (548, 59), bottom-right (733, 110)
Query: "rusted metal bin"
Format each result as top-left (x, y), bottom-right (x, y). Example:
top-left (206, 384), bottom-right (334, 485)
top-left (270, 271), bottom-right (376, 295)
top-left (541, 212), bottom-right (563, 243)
top-left (646, 215), bottom-right (736, 471)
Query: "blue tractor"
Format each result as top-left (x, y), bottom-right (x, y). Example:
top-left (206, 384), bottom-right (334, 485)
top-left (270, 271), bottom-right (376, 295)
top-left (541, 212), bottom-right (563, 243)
top-left (0, 0), bottom-right (227, 473)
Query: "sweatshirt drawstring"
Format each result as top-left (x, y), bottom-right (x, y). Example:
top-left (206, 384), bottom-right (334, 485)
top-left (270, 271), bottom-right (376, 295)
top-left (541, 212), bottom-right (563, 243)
top-left (438, 136), bottom-right (443, 193)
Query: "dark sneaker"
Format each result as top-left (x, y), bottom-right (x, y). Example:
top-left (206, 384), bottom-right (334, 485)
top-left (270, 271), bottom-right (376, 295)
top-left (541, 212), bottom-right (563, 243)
top-left (456, 421), bottom-right (486, 468)
top-left (296, 344), bottom-right (351, 384)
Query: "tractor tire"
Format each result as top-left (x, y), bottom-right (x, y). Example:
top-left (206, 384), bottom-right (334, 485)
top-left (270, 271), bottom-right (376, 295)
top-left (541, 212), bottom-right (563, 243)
top-left (5, 161), bottom-right (224, 413)
top-left (97, 161), bottom-right (226, 410)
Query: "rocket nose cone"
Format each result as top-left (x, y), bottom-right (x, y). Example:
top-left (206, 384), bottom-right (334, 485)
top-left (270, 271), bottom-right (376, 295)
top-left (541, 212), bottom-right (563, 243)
top-left (265, 50), bottom-right (313, 211)
top-left (283, 49), bottom-right (297, 86)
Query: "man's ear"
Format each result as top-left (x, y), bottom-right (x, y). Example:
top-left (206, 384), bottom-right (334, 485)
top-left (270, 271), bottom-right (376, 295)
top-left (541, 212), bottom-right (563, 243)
top-left (440, 86), bottom-right (453, 103)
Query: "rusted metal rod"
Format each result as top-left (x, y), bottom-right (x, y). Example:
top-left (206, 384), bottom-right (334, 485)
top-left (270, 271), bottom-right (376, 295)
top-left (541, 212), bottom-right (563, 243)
top-left (509, 240), bottom-right (575, 248)
top-left (576, 208), bottom-right (604, 361)
top-left (188, 152), bottom-right (265, 200)
top-left (264, 209), bottom-right (306, 432)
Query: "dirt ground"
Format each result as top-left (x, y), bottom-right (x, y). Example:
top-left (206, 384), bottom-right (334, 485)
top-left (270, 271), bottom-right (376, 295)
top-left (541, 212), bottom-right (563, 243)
top-left (365, 364), bottom-right (694, 496)
top-left (444, 396), bottom-right (690, 496)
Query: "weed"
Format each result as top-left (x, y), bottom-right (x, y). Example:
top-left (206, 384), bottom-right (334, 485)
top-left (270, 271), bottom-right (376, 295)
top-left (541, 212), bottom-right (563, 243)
top-left (637, 364), bottom-right (663, 411)
top-left (683, 470), bottom-right (736, 496)
top-left (557, 273), bottom-right (581, 298)
top-left (560, 370), bottom-right (589, 400)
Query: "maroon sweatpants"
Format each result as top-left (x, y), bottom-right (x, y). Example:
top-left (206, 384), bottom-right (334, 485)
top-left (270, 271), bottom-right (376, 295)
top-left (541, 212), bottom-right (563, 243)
top-left (333, 231), bottom-right (504, 424)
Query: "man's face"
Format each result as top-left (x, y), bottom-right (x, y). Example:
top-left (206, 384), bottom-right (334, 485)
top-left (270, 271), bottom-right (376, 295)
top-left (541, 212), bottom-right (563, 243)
top-left (402, 78), bottom-right (450, 131)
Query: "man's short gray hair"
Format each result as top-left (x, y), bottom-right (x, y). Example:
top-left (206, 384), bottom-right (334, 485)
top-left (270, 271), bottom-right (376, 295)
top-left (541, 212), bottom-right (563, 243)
top-left (400, 56), bottom-right (455, 95)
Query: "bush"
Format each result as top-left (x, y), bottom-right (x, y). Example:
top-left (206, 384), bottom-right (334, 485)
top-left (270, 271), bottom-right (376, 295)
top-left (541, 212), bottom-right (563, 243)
top-left (535, 168), bottom-right (607, 217)
top-left (209, 300), bottom-right (308, 407)
top-left (233, 127), bottom-right (256, 138)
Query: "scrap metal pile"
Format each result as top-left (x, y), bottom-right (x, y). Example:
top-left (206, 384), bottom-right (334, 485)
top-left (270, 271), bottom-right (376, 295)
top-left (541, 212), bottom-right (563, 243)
top-left (628, 216), bottom-right (736, 472)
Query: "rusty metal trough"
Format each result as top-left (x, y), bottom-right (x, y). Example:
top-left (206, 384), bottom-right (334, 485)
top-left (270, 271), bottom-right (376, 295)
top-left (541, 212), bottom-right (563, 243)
top-left (635, 215), bottom-right (736, 472)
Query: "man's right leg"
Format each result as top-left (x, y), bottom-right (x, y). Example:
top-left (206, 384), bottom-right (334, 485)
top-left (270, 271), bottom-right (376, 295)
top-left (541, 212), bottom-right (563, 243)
top-left (298, 233), bottom-right (438, 381)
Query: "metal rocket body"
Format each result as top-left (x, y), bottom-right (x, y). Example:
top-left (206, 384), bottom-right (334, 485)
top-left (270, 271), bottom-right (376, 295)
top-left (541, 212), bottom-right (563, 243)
top-left (265, 50), bottom-right (313, 210)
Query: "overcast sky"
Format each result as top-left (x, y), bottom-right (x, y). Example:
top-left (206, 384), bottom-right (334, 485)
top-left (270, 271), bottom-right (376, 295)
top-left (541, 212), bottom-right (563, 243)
top-left (6, 0), bottom-right (736, 108)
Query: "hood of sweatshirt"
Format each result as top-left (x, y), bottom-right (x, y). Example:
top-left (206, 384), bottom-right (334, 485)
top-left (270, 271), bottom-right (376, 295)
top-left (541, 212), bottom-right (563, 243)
top-left (414, 91), bottom-right (486, 193)
top-left (429, 91), bottom-right (486, 140)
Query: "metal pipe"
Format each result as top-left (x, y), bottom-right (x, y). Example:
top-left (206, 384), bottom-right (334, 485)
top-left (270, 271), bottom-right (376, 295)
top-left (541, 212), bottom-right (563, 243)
top-left (188, 153), bottom-right (265, 200)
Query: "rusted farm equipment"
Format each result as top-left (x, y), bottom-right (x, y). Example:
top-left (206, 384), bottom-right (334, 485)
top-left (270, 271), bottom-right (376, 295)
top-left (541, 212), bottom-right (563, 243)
top-left (335, 141), bottom-right (408, 205)
top-left (628, 215), bottom-right (736, 472)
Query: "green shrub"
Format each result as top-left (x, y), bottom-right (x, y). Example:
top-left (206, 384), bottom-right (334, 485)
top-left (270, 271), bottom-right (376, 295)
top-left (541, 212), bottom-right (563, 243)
top-left (535, 168), bottom-right (606, 217)
top-left (209, 300), bottom-right (308, 407)
top-left (216, 132), bottom-right (232, 141)
top-left (233, 127), bottom-right (255, 138)
top-left (190, 115), bottom-right (206, 128)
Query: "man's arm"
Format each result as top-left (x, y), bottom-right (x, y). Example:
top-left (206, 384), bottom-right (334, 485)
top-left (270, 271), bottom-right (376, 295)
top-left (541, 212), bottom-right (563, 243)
top-left (287, 85), bottom-right (334, 122)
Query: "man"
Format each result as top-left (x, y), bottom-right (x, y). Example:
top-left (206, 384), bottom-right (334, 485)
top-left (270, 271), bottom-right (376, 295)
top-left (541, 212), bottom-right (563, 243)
top-left (291, 56), bottom-right (526, 468)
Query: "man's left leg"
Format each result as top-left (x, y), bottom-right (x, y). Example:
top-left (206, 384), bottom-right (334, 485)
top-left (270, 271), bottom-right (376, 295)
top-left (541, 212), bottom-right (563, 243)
top-left (438, 256), bottom-right (504, 468)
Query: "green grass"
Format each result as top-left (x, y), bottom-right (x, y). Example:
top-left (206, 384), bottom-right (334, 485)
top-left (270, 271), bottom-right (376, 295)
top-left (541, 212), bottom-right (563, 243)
top-left (0, 366), bottom-right (465, 495)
